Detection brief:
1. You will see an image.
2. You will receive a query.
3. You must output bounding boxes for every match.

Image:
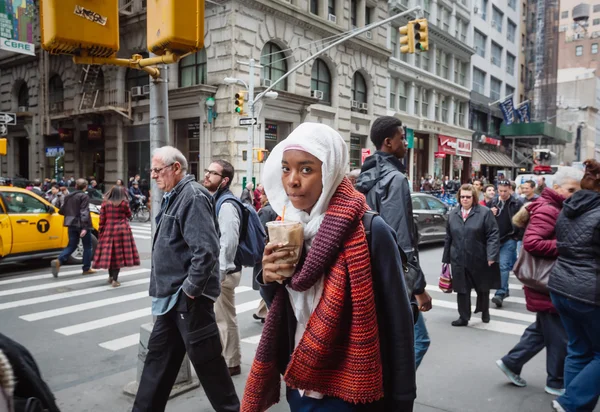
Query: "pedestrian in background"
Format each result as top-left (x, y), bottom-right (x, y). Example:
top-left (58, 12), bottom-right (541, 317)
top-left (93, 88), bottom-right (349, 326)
top-left (116, 179), bottom-right (125, 187)
top-left (443, 184), bottom-right (500, 326)
top-left (480, 184), bottom-right (496, 206)
top-left (240, 182), bottom-right (254, 206)
top-left (549, 159), bottom-right (600, 412)
top-left (521, 180), bottom-right (539, 202)
top-left (536, 176), bottom-right (547, 195)
top-left (473, 178), bottom-right (484, 202)
top-left (253, 183), bottom-right (264, 211)
top-left (92, 186), bottom-right (140, 287)
top-left (496, 166), bottom-right (582, 397)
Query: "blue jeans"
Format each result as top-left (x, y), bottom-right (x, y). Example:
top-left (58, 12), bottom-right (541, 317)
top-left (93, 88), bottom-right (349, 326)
top-left (58, 226), bottom-right (92, 271)
top-left (495, 239), bottom-right (517, 299)
top-left (287, 388), bottom-right (356, 411)
top-left (551, 292), bottom-right (600, 412)
top-left (414, 312), bottom-right (430, 369)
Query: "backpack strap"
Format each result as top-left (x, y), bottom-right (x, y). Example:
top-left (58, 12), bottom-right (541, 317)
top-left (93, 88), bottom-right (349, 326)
top-left (216, 194), bottom-right (248, 239)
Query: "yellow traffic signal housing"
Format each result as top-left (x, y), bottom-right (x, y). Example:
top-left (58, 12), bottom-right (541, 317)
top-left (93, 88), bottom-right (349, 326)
top-left (254, 148), bottom-right (269, 163)
top-left (0, 138), bottom-right (6, 156)
top-left (147, 0), bottom-right (205, 56)
top-left (40, 0), bottom-right (119, 57)
top-left (235, 91), bottom-right (245, 115)
top-left (413, 19), bottom-right (429, 52)
top-left (399, 22), bottom-right (415, 54)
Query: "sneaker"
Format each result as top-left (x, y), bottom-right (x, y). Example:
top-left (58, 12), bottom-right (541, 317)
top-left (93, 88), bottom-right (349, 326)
top-left (82, 269), bottom-right (97, 275)
top-left (545, 386), bottom-right (565, 397)
top-left (107, 277), bottom-right (113, 284)
top-left (552, 400), bottom-right (566, 412)
top-left (492, 296), bottom-right (504, 308)
top-left (51, 259), bottom-right (61, 278)
top-left (495, 360), bottom-right (527, 387)
top-left (111, 280), bottom-right (121, 287)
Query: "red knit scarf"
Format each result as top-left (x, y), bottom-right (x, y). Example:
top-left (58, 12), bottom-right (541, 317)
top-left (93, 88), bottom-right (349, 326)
top-left (241, 178), bottom-right (383, 411)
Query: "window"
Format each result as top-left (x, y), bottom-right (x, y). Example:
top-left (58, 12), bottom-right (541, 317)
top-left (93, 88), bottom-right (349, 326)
top-left (398, 80), bottom-right (407, 111)
top-left (506, 85), bottom-right (515, 97)
top-left (425, 197), bottom-right (446, 211)
top-left (490, 77), bottom-right (502, 100)
top-left (365, 7), bottom-right (372, 25)
top-left (561, 10), bottom-right (569, 19)
top-left (506, 53), bottom-right (516, 75)
top-left (3, 192), bottom-right (47, 214)
top-left (473, 67), bottom-right (485, 94)
top-left (390, 78), bottom-right (397, 109)
top-left (349, 135), bottom-right (366, 168)
top-left (352, 72), bottom-right (367, 104)
top-left (492, 6), bottom-right (503, 33)
top-left (441, 52), bottom-right (449, 79)
top-left (455, 102), bottom-right (465, 126)
top-left (594, 18), bottom-right (600, 25)
top-left (421, 51), bottom-right (430, 71)
top-left (460, 62), bottom-right (467, 86)
top-left (441, 97), bottom-right (449, 123)
top-left (442, 8), bottom-right (450, 31)
top-left (594, 4), bottom-right (600, 12)
top-left (179, 49), bottom-right (207, 87)
top-left (414, 86), bottom-right (420, 116)
top-left (17, 83), bottom-right (28, 108)
top-left (391, 28), bottom-right (398, 58)
top-left (415, 52), bottom-right (421, 69)
top-left (475, 30), bottom-right (486, 57)
top-left (310, 0), bottom-right (318, 14)
top-left (311, 59), bottom-right (332, 104)
top-left (261, 42), bottom-right (288, 91)
top-left (422, 89), bottom-right (429, 117)
top-left (435, 94), bottom-right (440, 121)
top-left (328, 0), bottom-right (335, 16)
top-left (508, 0), bottom-right (516, 10)
top-left (507, 20), bottom-right (516, 42)
top-left (593, 43), bottom-right (599, 54)
top-left (48, 75), bottom-right (64, 112)
top-left (491, 42), bottom-right (502, 67)
top-left (412, 196), bottom-right (427, 210)
top-left (576, 45), bottom-right (583, 56)
top-left (351, 0), bottom-right (357, 27)
top-left (126, 52), bottom-right (150, 98)
top-left (435, 48), bottom-right (441, 76)
top-left (459, 20), bottom-right (466, 42)
top-left (455, 60), bottom-right (466, 86)
top-left (479, 0), bottom-right (488, 20)
top-left (423, 0), bottom-right (431, 18)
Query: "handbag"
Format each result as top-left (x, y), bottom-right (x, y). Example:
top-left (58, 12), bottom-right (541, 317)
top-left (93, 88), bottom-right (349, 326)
top-left (512, 248), bottom-right (555, 294)
top-left (438, 264), bottom-right (453, 293)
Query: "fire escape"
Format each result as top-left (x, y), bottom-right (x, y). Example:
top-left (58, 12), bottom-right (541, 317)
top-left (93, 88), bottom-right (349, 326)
top-left (77, 65), bottom-right (132, 120)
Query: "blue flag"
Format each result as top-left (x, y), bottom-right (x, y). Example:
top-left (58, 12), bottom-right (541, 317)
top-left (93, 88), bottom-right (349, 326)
top-left (499, 96), bottom-right (515, 125)
top-left (516, 101), bottom-right (531, 123)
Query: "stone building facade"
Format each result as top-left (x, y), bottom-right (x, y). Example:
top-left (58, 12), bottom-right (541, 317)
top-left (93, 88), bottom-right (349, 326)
top-left (0, 0), bottom-right (390, 190)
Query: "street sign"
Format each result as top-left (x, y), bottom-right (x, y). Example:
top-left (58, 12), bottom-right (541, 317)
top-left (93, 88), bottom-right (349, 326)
top-left (0, 124), bottom-right (6, 136)
top-left (0, 112), bottom-right (16, 125)
top-left (45, 146), bottom-right (65, 158)
top-left (239, 117), bottom-right (257, 126)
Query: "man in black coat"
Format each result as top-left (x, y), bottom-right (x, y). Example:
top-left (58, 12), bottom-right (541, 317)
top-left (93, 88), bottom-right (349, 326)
top-left (356, 116), bottom-right (432, 369)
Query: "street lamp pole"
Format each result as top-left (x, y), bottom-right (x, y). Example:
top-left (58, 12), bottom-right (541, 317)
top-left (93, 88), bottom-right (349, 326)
top-left (246, 58), bottom-right (255, 186)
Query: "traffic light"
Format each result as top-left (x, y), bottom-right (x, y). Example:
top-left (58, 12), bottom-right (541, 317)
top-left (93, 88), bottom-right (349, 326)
top-left (234, 91), bottom-right (245, 115)
top-left (0, 138), bottom-right (6, 156)
top-left (147, 0), bottom-right (205, 55)
top-left (399, 22), bottom-right (415, 54)
top-left (40, 0), bottom-right (119, 57)
top-left (254, 148), bottom-right (269, 163)
top-left (413, 19), bottom-right (429, 52)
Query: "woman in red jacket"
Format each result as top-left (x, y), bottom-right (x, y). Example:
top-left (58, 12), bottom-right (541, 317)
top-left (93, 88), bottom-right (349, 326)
top-left (496, 166), bottom-right (583, 397)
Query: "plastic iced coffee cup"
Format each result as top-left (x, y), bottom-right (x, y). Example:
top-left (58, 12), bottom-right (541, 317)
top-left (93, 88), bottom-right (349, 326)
top-left (266, 221), bottom-right (304, 277)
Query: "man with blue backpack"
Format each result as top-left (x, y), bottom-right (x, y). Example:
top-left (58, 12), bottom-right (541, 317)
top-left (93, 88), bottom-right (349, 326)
top-left (202, 159), bottom-right (265, 377)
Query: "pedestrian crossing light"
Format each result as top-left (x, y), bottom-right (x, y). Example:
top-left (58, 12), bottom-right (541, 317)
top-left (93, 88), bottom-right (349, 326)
top-left (234, 92), bottom-right (245, 115)
top-left (413, 19), bottom-right (429, 52)
top-left (399, 22), bottom-right (415, 54)
top-left (0, 138), bottom-right (6, 156)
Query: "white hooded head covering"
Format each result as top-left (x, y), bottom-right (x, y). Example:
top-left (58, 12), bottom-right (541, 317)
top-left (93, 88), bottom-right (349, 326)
top-left (262, 122), bottom-right (349, 244)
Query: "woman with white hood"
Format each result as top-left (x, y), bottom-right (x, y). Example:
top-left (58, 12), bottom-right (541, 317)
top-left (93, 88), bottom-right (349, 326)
top-left (242, 123), bottom-right (416, 412)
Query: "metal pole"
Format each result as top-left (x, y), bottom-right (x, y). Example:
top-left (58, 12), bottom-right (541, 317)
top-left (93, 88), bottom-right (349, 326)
top-left (247, 58), bottom-right (255, 185)
top-left (149, 55), bottom-right (170, 236)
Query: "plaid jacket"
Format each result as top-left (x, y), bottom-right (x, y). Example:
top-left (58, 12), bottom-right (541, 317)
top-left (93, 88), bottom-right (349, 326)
top-left (93, 201), bottom-right (140, 269)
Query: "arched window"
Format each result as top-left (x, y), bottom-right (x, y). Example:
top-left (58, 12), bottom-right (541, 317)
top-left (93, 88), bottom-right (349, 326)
top-left (17, 83), bottom-right (29, 109)
top-left (352, 72), bottom-right (367, 104)
top-left (260, 42), bottom-right (288, 91)
top-left (48, 75), bottom-right (64, 111)
top-left (311, 59), bottom-right (331, 104)
top-left (179, 49), bottom-right (207, 87)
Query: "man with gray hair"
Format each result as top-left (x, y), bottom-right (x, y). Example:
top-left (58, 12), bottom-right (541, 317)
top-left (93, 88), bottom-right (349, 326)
top-left (133, 146), bottom-right (239, 411)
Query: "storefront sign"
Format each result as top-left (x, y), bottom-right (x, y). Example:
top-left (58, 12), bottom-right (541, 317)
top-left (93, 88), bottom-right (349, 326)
top-left (472, 161), bottom-right (481, 172)
top-left (361, 148), bottom-right (371, 164)
top-left (479, 135), bottom-right (502, 147)
top-left (438, 135), bottom-right (457, 155)
top-left (406, 128), bottom-right (414, 149)
top-left (456, 139), bottom-right (472, 157)
top-left (45, 146), bottom-right (65, 158)
top-left (265, 123), bottom-right (278, 140)
top-left (0, 37), bottom-right (34, 56)
top-left (434, 152), bottom-right (447, 159)
top-left (453, 158), bottom-right (463, 170)
top-left (59, 128), bottom-right (74, 142)
top-left (0, 0), bottom-right (36, 57)
top-left (87, 124), bottom-right (103, 140)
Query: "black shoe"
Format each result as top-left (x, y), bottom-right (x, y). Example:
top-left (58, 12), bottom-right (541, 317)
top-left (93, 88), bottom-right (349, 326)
top-left (482, 311), bottom-right (490, 323)
top-left (492, 296), bottom-right (503, 308)
top-left (253, 313), bottom-right (266, 324)
top-left (452, 318), bottom-right (469, 327)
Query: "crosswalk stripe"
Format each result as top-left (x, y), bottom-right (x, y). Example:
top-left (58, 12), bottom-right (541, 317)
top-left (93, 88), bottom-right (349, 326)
top-left (99, 333), bottom-right (141, 351)
top-left (432, 300), bottom-right (536, 323)
top-left (241, 334), bottom-right (262, 345)
top-left (55, 307), bottom-right (152, 336)
top-left (426, 286), bottom-right (527, 305)
top-left (0, 268), bottom-right (90, 286)
top-left (236, 299), bottom-right (262, 315)
top-left (133, 234), bottom-right (151, 239)
top-left (468, 318), bottom-right (527, 336)
top-left (131, 228), bottom-right (151, 234)
top-left (20, 291), bottom-right (150, 322)
top-left (0, 268), bottom-right (149, 297)
top-left (0, 278), bottom-right (150, 311)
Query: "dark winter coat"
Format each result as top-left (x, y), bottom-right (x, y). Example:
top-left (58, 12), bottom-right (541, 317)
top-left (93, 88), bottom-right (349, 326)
top-left (487, 195), bottom-right (524, 242)
top-left (93, 201), bottom-right (140, 269)
top-left (258, 216), bottom-right (416, 410)
top-left (59, 191), bottom-right (91, 230)
top-left (240, 188), bottom-right (253, 206)
top-left (442, 205), bottom-right (501, 293)
top-left (521, 188), bottom-right (566, 313)
top-left (549, 190), bottom-right (600, 306)
top-left (356, 151), bottom-right (426, 295)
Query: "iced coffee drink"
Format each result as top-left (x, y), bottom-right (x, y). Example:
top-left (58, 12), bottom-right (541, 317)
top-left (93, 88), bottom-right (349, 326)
top-left (266, 221), bottom-right (304, 277)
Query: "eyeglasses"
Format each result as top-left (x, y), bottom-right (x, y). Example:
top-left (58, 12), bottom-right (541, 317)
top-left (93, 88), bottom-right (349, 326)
top-left (498, 180), bottom-right (511, 186)
top-left (150, 163), bottom-right (174, 175)
top-left (204, 169), bottom-right (223, 177)
top-left (460, 195), bottom-right (473, 199)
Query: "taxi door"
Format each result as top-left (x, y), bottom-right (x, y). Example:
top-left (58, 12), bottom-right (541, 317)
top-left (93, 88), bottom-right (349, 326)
top-left (2, 191), bottom-right (61, 254)
top-left (0, 197), bottom-right (11, 257)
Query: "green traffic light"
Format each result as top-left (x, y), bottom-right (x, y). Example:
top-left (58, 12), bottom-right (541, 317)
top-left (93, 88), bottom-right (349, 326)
top-left (235, 107), bottom-right (242, 113)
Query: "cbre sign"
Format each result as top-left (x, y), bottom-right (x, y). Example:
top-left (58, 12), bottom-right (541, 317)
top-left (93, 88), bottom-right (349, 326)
top-left (0, 37), bottom-right (34, 56)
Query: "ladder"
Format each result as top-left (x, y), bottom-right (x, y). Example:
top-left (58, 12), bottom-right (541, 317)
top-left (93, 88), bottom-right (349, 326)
top-left (79, 65), bottom-right (101, 111)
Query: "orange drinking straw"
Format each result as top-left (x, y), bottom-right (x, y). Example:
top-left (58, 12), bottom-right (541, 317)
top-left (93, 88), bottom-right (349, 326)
top-left (281, 205), bottom-right (286, 222)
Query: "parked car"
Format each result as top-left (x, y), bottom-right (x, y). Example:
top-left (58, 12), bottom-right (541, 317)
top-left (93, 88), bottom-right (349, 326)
top-left (0, 187), bottom-right (100, 265)
top-left (411, 193), bottom-right (449, 245)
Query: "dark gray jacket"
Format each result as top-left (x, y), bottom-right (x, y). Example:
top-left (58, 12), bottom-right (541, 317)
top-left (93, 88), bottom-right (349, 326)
top-left (549, 190), bottom-right (600, 306)
top-left (356, 151), bottom-right (426, 295)
top-left (59, 191), bottom-right (90, 229)
top-left (150, 175), bottom-right (221, 301)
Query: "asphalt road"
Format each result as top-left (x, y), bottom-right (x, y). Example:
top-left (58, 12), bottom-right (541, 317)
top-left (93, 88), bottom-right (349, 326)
top-left (1, 228), bottom-right (598, 412)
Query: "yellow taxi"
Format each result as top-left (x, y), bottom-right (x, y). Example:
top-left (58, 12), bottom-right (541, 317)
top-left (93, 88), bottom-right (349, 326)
top-left (0, 187), bottom-right (100, 265)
